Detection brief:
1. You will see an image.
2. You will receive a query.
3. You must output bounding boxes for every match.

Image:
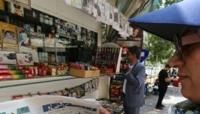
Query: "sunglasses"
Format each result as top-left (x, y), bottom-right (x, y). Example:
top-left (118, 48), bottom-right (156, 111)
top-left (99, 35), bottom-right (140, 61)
top-left (173, 29), bottom-right (200, 59)
top-left (174, 35), bottom-right (184, 59)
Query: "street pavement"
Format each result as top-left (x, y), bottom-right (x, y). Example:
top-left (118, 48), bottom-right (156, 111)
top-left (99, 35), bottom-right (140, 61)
top-left (140, 86), bottom-right (186, 114)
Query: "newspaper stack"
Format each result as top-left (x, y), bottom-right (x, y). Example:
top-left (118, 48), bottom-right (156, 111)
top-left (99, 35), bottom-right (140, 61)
top-left (0, 96), bottom-right (100, 114)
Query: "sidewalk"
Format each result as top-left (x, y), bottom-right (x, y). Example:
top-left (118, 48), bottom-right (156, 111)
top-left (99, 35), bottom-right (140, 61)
top-left (140, 86), bottom-right (186, 114)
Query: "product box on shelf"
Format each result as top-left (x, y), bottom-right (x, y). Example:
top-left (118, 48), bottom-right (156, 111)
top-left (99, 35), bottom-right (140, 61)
top-left (69, 68), bottom-right (100, 78)
top-left (57, 64), bottom-right (68, 76)
top-left (69, 63), bottom-right (100, 78)
top-left (0, 22), bottom-right (17, 45)
top-left (0, 51), bottom-right (17, 64)
top-left (0, 65), bottom-right (24, 80)
top-left (16, 53), bottom-right (34, 66)
top-left (2, 43), bottom-right (19, 52)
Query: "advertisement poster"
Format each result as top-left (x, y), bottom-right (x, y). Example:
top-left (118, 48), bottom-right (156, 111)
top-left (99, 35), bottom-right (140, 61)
top-left (108, 5), bottom-right (114, 25)
top-left (0, 51), bottom-right (17, 65)
top-left (0, 96), bottom-right (100, 114)
top-left (92, 0), bottom-right (98, 18)
top-left (16, 53), bottom-right (34, 66)
top-left (19, 47), bottom-right (39, 63)
top-left (0, 22), bottom-right (17, 45)
top-left (112, 8), bottom-right (120, 31)
top-left (104, 2), bottom-right (111, 25)
top-left (82, 0), bottom-right (94, 15)
top-left (98, 0), bottom-right (106, 23)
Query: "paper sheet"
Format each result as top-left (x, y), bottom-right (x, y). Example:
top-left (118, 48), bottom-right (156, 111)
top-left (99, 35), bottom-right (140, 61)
top-left (0, 96), bottom-right (100, 114)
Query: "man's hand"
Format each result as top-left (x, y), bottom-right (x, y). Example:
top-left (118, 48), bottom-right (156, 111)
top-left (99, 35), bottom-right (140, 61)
top-left (165, 77), bottom-right (173, 82)
top-left (99, 107), bottom-right (111, 114)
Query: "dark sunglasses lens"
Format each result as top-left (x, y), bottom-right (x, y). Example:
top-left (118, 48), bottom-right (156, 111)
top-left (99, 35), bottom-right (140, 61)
top-left (174, 36), bottom-right (183, 58)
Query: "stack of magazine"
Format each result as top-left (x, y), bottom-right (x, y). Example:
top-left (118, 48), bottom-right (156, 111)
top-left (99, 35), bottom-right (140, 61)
top-left (0, 96), bottom-right (100, 114)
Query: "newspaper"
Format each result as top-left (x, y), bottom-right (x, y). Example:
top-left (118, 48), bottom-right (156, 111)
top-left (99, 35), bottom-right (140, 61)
top-left (0, 96), bottom-right (100, 114)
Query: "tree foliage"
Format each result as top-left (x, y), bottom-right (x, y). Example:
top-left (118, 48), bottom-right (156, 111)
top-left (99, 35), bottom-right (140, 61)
top-left (144, 34), bottom-right (175, 64)
top-left (144, 0), bottom-right (181, 65)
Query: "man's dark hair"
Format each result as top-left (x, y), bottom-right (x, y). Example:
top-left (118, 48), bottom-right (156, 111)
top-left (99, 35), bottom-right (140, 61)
top-left (128, 46), bottom-right (141, 59)
top-left (165, 64), bottom-right (170, 68)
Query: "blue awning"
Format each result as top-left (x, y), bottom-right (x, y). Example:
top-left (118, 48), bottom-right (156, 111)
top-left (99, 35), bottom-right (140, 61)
top-left (129, 0), bottom-right (200, 41)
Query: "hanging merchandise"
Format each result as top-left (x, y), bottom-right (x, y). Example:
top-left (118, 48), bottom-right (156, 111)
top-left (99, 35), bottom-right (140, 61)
top-left (64, 0), bottom-right (132, 38)
top-left (95, 0), bottom-right (102, 22)
top-left (82, 0), bottom-right (94, 15)
top-left (92, 0), bottom-right (98, 18)
top-left (112, 8), bottom-right (120, 31)
top-left (119, 17), bottom-right (129, 38)
top-left (97, 0), bottom-right (107, 24)
top-left (108, 4), bottom-right (114, 25)
top-left (104, 2), bottom-right (111, 25)
top-left (9, 1), bottom-right (24, 17)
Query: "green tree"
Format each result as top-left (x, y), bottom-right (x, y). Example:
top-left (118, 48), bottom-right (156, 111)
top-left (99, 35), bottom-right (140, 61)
top-left (144, 0), bottom-right (182, 65)
top-left (144, 34), bottom-right (175, 64)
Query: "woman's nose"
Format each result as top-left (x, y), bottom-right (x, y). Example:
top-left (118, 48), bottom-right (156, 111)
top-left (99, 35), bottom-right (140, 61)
top-left (168, 55), bottom-right (184, 68)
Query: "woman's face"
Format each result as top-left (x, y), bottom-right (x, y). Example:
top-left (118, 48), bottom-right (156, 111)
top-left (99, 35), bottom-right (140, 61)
top-left (169, 32), bottom-right (200, 103)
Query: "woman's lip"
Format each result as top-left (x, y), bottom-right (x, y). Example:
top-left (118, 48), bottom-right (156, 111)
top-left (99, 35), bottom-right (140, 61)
top-left (178, 74), bottom-right (189, 81)
top-left (179, 76), bottom-right (188, 80)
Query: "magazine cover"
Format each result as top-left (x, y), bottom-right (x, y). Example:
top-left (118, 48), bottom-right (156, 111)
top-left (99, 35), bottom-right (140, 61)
top-left (0, 96), bottom-right (101, 114)
top-left (0, 51), bottom-right (17, 65)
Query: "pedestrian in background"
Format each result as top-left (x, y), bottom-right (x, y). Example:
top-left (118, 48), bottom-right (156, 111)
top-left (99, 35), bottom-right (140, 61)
top-left (122, 46), bottom-right (146, 114)
top-left (155, 64), bottom-right (172, 110)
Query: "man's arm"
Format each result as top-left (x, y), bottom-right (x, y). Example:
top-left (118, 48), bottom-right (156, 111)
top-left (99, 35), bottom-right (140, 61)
top-left (124, 65), bottom-right (145, 87)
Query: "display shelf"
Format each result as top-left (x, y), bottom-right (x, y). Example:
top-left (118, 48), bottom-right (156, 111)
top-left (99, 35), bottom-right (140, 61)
top-left (0, 75), bottom-right (99, 102)
top-left (0, 74), bottom-right (106, 89)
top-left (0, 76), bottom-right (74, 89)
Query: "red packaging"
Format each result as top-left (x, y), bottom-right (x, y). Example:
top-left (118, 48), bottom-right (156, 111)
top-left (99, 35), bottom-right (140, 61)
top-left (28, 67), bottom-right (34, 76)
top-left (34, 67), bottom-right (38, 76)
top-left (0, 75), bottom-right (12, 80)
top-left (38, 67), bottom-right (42, 76)
top-left (42, 68), bottom-right (47, 76)
top-left (18, 65), bottom-right (24, 70)
top-left (0, 69), bottom-right (10, 74)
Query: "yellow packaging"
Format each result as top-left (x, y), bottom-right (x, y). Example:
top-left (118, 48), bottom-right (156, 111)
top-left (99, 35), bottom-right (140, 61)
top-left (0, 0), bottom-right (5, 10)
top-left (0, 22), bottom-right (17, 45)
top-left (3, 43), bottom-right (19, 52)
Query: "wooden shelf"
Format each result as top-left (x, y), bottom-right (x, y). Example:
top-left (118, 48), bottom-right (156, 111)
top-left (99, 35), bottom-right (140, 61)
top-left (0, 76), bottom-right (74, 89)
top-left (0, 75), bottom-right (106, 89)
